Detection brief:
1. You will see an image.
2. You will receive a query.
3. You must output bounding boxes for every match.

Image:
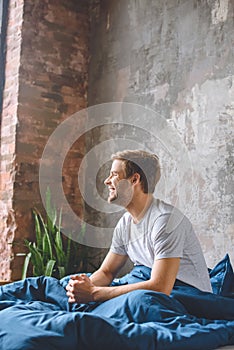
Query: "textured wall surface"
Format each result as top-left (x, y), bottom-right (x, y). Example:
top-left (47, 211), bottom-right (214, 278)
top-left (88, 0), bottom-right (234, 268)
top-left (1, 0), bottom-right (233, 280)
top-left (0, 0), bottom-right (89, 280)
top-left (0, 0), bottom-right (24, 281)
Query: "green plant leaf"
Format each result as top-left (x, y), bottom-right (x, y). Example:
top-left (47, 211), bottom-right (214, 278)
top-left (45, 187), bottom-right (57, 236)
top-left (42, 231), bottom-right (53, 262)
top-left (21, 252), bottom-right (31, 279)
top-left (22, 188), bottom-right (95, 280)
top-left (24, 239), bottom-right (55, 277)
top-left (45, 260), bottom-right (56, 276)
top-left (57, 266), bottom-right (65, 279)
top-left (36, 210), bottom-right (49, 238)
top-left (55, 230), bottom-right (63, 251)
top-left (54, 243), bottom-right (66, 267)
top-left (25, 242), bottom-right (44, 276)
top-left (33, 211), bottom-right (42, 250)
top-left (66, 237), bottom-right (72, 270)
top-left (47, 210), bottom-right (56, 237)
top-left (58, 208), bottom-right (62, 233)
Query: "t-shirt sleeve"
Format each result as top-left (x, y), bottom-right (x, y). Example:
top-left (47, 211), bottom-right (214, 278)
top-left (110, 221), bottom-right (128, 256)
top-left (153, 211), bottom-right (188, 259)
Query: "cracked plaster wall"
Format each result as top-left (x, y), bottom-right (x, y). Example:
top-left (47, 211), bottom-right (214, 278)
top-left (88, 0), bottom-right (234, 268)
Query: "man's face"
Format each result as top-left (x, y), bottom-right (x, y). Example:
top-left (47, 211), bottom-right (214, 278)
top-left (104, 159), bottom-right (133, 206)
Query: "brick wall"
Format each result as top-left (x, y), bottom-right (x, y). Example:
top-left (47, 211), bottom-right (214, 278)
top-left (0, 0), bottom-right (24, 281)
top-left (0, 0), bottom-right (89, 280)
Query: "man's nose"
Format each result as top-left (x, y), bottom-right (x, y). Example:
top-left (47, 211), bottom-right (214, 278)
top-left (104, 176), bottom-right (110, 185)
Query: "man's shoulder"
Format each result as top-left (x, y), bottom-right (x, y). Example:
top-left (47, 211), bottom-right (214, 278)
top-left (152, 198), bottom-right (189, 216)
top-left (116, 211), bottom-right (131, 228)
top-left (150, 198), bottom-right (192, 229)
top-left (151, 198), bottom-right (174, 216)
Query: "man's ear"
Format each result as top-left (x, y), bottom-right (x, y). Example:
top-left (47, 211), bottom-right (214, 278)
top-left (131, 173), bottom-right (140, 183)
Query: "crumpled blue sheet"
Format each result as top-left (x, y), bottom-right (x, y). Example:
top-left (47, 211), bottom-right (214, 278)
top-left (0, 266), bottom-right (234, 350)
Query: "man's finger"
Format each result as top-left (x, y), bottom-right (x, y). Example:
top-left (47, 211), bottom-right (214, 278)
top-left (70, 275), bottom-right (84, 281)
top-left (66, 290), bottom-right (73, 298)
top-left (66, 281), bottom-right (75, 291)
top-left (68, 296), bottom-right (76, 303)
top-left (79, 274), bottom-right (90, 281)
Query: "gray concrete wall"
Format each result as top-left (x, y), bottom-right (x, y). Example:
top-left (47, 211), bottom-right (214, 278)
top-left (88, 0), bottom-right (234, 268)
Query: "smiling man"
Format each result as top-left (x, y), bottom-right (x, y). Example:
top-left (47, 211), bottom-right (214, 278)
top-left (66, 150), bottom-right (212, 304)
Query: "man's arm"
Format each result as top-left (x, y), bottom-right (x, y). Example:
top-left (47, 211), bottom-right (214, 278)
top-left (66, 251), bottom-right (128, 302)
top-left (66, 256), bottom-right (180, 303)
top-left (89, 251), bottom-right (129, 286)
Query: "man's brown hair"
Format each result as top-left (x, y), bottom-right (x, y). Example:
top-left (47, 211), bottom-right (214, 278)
top-left (111, 150), bottom-right (161, 193)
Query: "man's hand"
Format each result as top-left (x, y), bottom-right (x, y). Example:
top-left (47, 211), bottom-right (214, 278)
top-left (66, 274), bottom-right (96, 303)
top-left (65, 257), bottom-right (180, 303)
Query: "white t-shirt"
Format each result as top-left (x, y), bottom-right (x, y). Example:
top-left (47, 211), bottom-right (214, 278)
top-left (110, 198), bottom-right (212, 293)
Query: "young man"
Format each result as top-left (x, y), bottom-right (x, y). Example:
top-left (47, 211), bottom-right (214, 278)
top-left (66, 150), bottom-right (212, 304)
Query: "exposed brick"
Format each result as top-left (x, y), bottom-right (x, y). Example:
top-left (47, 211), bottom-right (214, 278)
top-left (0, 0), bottom-right (89, 281)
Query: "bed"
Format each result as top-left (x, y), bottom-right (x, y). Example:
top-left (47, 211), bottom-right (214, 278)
top-left (0, 254), bottom-right (234, 350)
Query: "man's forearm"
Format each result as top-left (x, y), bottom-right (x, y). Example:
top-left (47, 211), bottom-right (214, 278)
top-left (89, 268), bottom-right (114, 287)
top-left (68, 257), bottom-right (179, 304)
top-left (92, 279), bottom-right (159, 302)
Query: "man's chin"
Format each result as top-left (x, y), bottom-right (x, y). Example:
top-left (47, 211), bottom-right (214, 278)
top-left (108, 195), bottom-right (129, 208)
top-left (108, 195), bottom-right (117, 203)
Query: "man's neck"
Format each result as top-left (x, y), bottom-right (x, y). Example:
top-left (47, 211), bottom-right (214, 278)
top-left (126, 193), bottom-right (154, 224)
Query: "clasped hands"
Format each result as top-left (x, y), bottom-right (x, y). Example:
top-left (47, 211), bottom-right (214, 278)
top-left (66, 274), bottom-right (96, 303)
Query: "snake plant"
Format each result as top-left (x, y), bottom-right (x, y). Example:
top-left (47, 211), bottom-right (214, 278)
top-left (22, 188), bottom-right (89, 279)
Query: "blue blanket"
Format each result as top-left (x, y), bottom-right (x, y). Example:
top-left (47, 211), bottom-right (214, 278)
top-left (0, 265), bottom-right (234, 350)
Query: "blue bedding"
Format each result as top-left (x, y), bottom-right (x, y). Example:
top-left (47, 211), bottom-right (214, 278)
top-left (1, 259), bottom-right (234, 350)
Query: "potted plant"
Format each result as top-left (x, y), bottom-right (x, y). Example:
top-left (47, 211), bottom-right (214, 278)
top-left (22, 189), bottom-right (98, 279)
